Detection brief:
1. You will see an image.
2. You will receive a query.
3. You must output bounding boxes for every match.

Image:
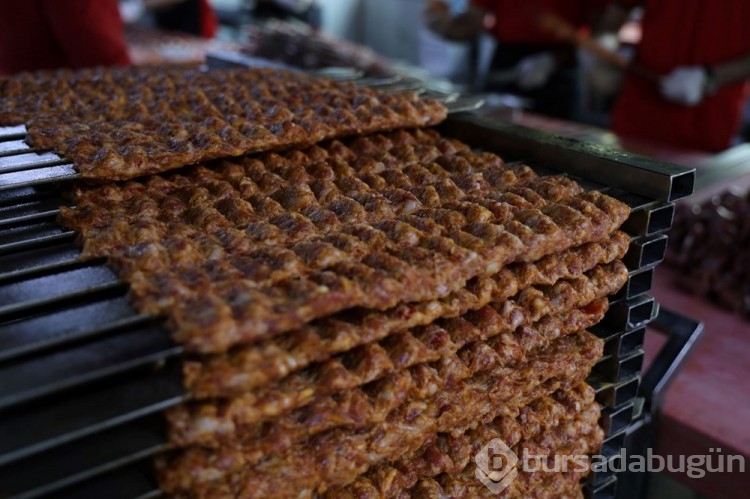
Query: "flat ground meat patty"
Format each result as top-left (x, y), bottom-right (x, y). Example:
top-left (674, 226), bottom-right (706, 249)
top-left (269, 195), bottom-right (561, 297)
top-left (164, 262), bottom-right (623, 451)
top-left (165, 295), bottom-right (610, 450)
top-left (156, 330), bottom-right (603, 495)
top-left (59, 130), bottom-right (630, 352)
top-left (181, 233), bottom-right (628, 399)
top-left (2, 67), bottom-right (447, 180)
top-left (325, 383), bottom-right (600, 498)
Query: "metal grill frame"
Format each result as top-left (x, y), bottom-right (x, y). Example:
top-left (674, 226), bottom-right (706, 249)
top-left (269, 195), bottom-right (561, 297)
top-left (0, 106), bottom-right (699, 498)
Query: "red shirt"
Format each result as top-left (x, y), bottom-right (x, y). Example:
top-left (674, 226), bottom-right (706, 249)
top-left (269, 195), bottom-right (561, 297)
top-left (470, 0), bottom-right (604, 45)
top-left (0, 0), bottom-right (131, 75)
top-left (199, 0), bottom-right (219, 39)
top-left (611, 0), bottom-right (750, 152)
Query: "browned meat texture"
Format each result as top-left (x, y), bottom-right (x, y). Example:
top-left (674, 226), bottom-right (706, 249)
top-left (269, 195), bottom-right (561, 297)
top-left (429, 409), bottom-right (600, 499)
top-left (2, 67), bottom-right (446, 180)
top-left (59, 130), bottom-right (630, 352)
top-left (177, 385), bottom-right (599, 499)
top-left (8, 67), bottom-right (630, 499)
top-left (165, 261), bottom-right (624, 449)
top-left (161, 303), bottom-right (606, 486)
top-left (323, 383), bottom-right (599, 498)
top-left (410, 422), bottom-right (599, 499)
top-left (182, 232), bottom-right (629, 398)
top-left (1, 66), bottom-right (183, 121)
top-left (411, 472), bottom-right (586, 499)
top-left (157, 330), bottom-right (603, 495)
top-left (243, 20), bottom-right (394, 76)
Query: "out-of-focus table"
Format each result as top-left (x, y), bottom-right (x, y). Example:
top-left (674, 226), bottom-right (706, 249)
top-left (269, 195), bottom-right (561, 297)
top-left (125, 26), bottom-right (240, 66)
top-left (644, 144), bottom-right (750, 497)
top-left (476, 106), bottom-right (714, 168)
top-left (645, 268), bottom-right (750, 498)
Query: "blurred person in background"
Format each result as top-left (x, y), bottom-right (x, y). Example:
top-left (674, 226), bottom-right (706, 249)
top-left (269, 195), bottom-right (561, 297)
top-left (425, 0), bottom-right (607, 120)
top-left (152, 0), bottom-right (218, 38)
top-left (0, 0), bottom-right (131, 75)
top-left (593, 1), bottom-right (750, 152)
top-left (119, 0), bottom-right (218, 38)
top-left (253, 0), bottom-right (321, 28)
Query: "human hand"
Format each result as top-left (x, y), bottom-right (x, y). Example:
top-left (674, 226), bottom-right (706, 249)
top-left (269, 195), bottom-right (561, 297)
top-left (119, 0), bottom-right (146, 23)
top-left (515, 52), bottom-right (556, 90)
top-left (660, 66), bottom-right (709, 106)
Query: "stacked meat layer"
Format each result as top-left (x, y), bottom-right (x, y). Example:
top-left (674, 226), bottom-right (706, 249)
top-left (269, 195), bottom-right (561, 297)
top-left (0, 67), bottom-right (445, 180)
top-left (59, 126), bottom-right (630, 497)
top-left (61, 129), bottom-right (629, 352)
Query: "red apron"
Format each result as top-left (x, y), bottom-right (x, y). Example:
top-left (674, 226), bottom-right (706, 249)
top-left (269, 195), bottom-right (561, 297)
top-left (471, 0), bottom-right (604, 44)
top-left (611, 0), bottom-right (750, 152)
top-left (0, 0), bottom-right (130, 75)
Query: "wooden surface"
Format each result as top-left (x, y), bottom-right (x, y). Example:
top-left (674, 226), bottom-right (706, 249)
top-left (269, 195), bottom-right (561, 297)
top-left (645, 267), bottom-right (750, 498)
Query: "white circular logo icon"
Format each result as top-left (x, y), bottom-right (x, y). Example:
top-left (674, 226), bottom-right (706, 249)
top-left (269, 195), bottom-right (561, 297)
top-left (474, 438), bottom-right (519, 494)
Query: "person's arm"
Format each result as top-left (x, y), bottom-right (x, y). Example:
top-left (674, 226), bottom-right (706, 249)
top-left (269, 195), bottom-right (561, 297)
top-left (592, 1), bottom-right (633, 36)
top-left (575, 1), bottom-right (639, 97)
top-left (711, 53), bottom-right (750, 89)
top-left (424, 1), bottom-right (488, 41)
top-left (143, 0), bottom-right (185, 8)
top-left (42, 0), bottom-right (131, 68)
top-left (661, 53), bottom-right (750, 106)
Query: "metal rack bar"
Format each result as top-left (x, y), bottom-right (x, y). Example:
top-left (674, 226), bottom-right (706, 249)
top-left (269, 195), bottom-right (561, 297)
top-left (354, 75), bottom-right (404, 87)
top-left (623, 202), bottom-right (675, 237)
top-left (0, 152), bottom-right (67, 173)
top-left (0, 165), bottom-right (80, 192)
top-left (0, 306), bottom-right (153, 363)
top-left (594, 350), bottom-right (645, 383)
top-left (0, 363), bottom-right (184, 467)
top-left (444, 96), bottom-right (486, 114)
top-left (0, 229), bottom-right (75, 255)
top-left (617, 326), bottom-right (646, 358)
top-left (623, 234), bottom-right (668, 269)
top-left (0, 325), bottom-right (179, 411)
top-left (0, 223), bottom-right (69, 250)
top-left (588, 477), bottom-right (617, 499)
top-left (603, 294), bottom-right (658, 331)
top-left (641, 307), bottom-right (704, 417)
top-left (592, 430), bottom-right (629, 489)
top-left (0, 209), bottom-right (60, 229)
top-left (0, 139), bottom-right (33, 158)
top-left (591, 375), bottom-right (641, 410)
top-left (0, 184), bottom-right (63, 205)
top-left (610, 265), bottom-right (655, 303)
top-left (0, 126), bottom-right (26, 141)
top-left (46, 459), bottom-right (162, 499)
top-left (439, 116), bottom-right (695, 202)
top-left (0, 257), bottom-right (94, 286)
top-left (0, 415), bottom-right (166, 499)
top-left (0, 235), bottom-right (78, 269)
top-left (0, 196), bottom-right (63, 222)
top-left (600, 403), bottom-right (635, 439)
top-left (0, 264), bottom-right (122, 315)
top-left (604, 190), bottom-right (675, 237)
